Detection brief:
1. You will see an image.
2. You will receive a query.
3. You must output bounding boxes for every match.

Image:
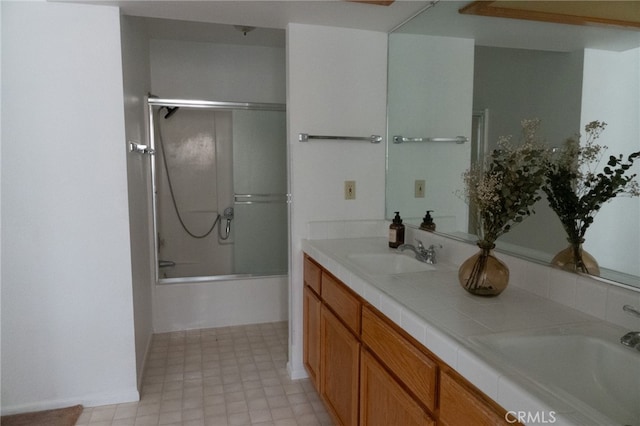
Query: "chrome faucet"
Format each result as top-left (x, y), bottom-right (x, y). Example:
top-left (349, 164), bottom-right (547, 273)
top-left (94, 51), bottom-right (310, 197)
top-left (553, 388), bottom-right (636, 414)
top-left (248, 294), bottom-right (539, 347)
top-left (398, 239), bottom-right (441, 264)
top-left (620, 305), bottom-right (640, 351)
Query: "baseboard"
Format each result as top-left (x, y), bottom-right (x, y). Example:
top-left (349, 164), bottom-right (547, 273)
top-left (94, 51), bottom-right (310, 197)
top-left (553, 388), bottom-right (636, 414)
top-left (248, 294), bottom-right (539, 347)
top-left (1, 389), bottom-right (139, 416)
top-left (80, 389), bottom-right (140, 408)
top-left (287, 361), bottom-right (309, 381)
top-left (137, 332), bottom-right (154, 389)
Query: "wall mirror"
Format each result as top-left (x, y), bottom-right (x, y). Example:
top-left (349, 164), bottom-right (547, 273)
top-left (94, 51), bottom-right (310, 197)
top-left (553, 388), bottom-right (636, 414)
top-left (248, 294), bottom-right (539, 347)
top-left (386, 1), bottom-right (640, 288)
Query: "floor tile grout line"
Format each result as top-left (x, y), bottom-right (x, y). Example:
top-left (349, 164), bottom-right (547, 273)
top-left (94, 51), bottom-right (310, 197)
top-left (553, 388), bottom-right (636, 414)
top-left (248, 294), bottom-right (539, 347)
top-left (76, 321), bottom-right (332, 425)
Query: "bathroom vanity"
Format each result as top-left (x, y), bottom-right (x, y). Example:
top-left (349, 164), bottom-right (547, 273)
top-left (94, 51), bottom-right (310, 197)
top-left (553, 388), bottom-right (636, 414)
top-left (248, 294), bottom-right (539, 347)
top-left (302, 236), bottom-right (640, 426)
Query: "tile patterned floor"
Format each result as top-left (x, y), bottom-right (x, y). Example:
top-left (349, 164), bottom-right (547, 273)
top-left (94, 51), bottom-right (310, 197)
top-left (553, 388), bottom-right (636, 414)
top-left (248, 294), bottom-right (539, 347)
top-left (76, 322), bottom-right (333, 426)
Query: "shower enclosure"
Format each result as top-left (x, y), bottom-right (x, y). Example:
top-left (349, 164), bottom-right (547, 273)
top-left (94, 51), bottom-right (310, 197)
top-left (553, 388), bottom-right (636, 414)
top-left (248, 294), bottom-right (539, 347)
top-left (148, 98), bottom-right (288, 282)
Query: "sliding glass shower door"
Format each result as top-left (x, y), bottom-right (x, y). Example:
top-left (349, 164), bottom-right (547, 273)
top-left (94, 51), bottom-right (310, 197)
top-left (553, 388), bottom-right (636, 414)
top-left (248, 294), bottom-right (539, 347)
top-left (232, 109), bottom-right (288, 276)
top-left (149, 99), bottom-right (288, 281)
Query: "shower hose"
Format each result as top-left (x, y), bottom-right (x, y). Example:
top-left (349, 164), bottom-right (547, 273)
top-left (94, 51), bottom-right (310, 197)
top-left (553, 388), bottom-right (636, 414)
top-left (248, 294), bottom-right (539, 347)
top-left (156, 109), bottom-right (230, 240)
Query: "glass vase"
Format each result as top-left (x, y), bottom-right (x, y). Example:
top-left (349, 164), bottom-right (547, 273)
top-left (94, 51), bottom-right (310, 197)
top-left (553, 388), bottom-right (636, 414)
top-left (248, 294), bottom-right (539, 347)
top-left (458, 242), bottom-right (509, 297)
top-left (551, 240), bottom-right (600, 276)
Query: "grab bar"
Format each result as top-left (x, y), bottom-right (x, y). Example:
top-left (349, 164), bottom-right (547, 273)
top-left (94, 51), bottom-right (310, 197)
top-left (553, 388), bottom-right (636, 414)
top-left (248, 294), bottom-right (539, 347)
top-left (299, 133), bottom-right (382, 144)
top-left (393, 135), bottom-right (468, 144)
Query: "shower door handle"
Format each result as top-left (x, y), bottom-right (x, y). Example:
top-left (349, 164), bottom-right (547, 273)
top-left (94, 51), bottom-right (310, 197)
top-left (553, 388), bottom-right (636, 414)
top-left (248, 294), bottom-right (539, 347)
top-left (234, 194), bottom-right (290, 204)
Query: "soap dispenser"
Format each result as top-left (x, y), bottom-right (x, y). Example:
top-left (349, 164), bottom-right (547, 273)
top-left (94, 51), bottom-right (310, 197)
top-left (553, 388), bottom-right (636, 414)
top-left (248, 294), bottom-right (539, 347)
top-left (420, 210), bottom-right (436, 232)
top-left (389, 212), bottom-right (405, 248)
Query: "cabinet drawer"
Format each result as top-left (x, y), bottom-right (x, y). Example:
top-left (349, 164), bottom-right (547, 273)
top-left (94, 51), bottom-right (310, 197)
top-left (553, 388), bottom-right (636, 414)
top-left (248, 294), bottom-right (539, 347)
top-left (361, 306), bottom-right (437, 411)
top-left (322, 273), bottom-right (361, 335)
top-left (304, 255), bottom-right (322, 294)
top-left (440, 370), bottom-right (513, 426)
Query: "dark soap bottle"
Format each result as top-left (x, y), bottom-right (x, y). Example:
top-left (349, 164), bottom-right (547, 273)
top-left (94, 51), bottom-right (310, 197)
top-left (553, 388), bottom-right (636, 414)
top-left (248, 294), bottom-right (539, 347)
top-left (389, 212), bottom-right (405, 248)
top-left (420, 210), bottom-right (436, 232)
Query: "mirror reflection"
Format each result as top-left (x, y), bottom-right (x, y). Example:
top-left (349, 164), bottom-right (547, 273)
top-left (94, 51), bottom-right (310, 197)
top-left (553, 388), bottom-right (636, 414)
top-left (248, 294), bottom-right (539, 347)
top-left (386, 1), bottom-right (640, 288)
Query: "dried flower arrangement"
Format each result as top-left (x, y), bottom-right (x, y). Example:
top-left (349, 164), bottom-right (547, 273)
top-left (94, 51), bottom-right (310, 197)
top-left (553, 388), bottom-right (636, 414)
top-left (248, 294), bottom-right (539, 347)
top-left (542, 120), bottom-right (640, 274)
top-left (461, 119), bottom-right (548, 248)
top-left (458, 119), bottom-right (547, 296)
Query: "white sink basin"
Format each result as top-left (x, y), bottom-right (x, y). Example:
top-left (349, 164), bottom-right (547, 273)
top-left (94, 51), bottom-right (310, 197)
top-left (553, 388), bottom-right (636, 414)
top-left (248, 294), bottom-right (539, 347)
top-left (472, 323), bottom-right (640, 425)
top-left (346, 253), bottom-right (436, 275)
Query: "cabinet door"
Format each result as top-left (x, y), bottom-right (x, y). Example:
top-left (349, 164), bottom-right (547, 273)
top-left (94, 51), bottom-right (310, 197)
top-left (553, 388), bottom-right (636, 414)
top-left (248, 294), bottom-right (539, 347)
top-left (303, 285), bottom-right (321, 390)
top-left (360, 349), bottom-right (435, 426)
top-left (440, 370), bottom-right (513, 426)
top-left (321, 305), bottom-right (360, 426)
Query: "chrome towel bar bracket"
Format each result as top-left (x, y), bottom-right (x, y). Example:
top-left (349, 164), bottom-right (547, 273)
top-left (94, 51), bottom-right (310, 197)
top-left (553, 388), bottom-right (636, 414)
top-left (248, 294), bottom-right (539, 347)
top-left (129, 141), bottom-right (155, 155)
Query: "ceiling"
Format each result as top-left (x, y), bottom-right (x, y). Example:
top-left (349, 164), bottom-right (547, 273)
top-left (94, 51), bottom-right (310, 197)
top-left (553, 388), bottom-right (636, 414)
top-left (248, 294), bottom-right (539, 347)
top-left (70, 0), bottom-right (433, 33)
top-left (57, 0), bottom-right (640, 51)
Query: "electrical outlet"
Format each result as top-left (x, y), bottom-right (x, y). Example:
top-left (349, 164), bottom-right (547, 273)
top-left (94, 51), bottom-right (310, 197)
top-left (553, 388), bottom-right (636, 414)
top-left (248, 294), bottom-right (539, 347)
top-left (345, 180), bottom-right (356, 200)
top-left (415, 180), bottom-right (425, 198)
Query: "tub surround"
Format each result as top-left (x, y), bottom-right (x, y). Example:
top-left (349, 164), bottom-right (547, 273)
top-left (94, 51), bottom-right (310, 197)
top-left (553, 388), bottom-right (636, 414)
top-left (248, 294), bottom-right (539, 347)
top-left (302, 220), bottom-right (640, 425)
top-left (153, 275), bottom-right (288, 332)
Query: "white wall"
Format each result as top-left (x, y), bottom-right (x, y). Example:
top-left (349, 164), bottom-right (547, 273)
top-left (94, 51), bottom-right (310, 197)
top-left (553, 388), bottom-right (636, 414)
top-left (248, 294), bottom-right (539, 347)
top-left (1, 1), bottom-right (138, 413)
top-left (581, 47), bottom-right (640, 276)
top-left (120, 15), bottom-right (154, 389)
top-left (150, 39), bottom-right (286, 103)
top-left (287, 23), bottom-right (388, 378)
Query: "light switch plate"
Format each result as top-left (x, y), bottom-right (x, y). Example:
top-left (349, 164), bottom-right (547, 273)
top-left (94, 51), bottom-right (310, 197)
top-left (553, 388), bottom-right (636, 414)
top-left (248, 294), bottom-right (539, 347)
top-left (345, 180), bottom-right (356, 200)
top-left (415, 180), bottom-right (425, 198)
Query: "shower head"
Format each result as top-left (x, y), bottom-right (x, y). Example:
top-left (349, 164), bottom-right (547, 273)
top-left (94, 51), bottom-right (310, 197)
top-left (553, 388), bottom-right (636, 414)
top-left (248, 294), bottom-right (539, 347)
top-left (163, 106), bottom-right (179, 119)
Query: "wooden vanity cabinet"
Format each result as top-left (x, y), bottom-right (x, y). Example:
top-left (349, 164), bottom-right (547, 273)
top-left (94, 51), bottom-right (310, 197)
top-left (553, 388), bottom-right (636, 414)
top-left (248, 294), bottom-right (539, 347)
top-left (303, 253), bottom-right (518, 426)
top-left (304, 255), bottom-right (322, 294)
top-left (320, 305), bottom-right (360, 426)
top-left (303, 255), bottom-right (361, 426)
top-left (322, 272), bottom-right (361, 334)
top-left (303, 286), bottom-right (321, 388)
top-left (360, 349), bottom-right (435, 426)
top-left (320, 270), bottom-right (362, 426)
top-left (440, 369), bottom-right (516, 426)
top-left (303, 256), bottom-right (322, 388)
top-left (361, 306), bottom-right (437, 412)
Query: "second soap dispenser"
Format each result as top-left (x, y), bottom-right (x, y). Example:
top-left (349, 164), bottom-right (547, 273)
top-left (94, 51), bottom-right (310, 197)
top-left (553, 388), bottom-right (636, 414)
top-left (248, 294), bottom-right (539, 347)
top-left (420, 210), bottom-right (436, 232)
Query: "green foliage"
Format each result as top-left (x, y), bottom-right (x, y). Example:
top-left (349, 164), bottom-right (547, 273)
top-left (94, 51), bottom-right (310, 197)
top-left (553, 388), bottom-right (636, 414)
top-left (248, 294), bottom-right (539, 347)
top-left (542, 121), bottom-right (640, 244)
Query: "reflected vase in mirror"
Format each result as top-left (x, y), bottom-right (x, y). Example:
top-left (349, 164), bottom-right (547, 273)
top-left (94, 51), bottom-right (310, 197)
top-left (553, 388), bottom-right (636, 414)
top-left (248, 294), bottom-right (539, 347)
top-left (551, 239), bottom-right (600, 276)
top-left (542, 120), bottom-right (640, 278)
top-left (458, 241), bottom-right (509, 297)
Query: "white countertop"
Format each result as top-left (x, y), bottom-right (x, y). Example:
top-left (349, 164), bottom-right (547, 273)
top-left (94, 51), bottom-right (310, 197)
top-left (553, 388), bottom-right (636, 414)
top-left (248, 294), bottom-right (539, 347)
top-left (302, 237), bottom-right (634, 426)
